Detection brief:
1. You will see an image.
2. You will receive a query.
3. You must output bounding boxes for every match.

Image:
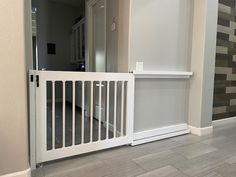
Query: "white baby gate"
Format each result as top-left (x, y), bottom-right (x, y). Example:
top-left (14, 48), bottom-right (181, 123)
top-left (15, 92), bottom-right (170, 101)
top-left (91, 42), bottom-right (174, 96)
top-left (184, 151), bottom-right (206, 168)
top-left (29, 70), bottom-right (134, 166)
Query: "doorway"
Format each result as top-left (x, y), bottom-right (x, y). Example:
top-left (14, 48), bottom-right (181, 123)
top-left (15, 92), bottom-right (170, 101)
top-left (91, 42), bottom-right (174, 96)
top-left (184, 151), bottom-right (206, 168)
top-left (31, 0), bottom-right (86, 71)
top-left (30, 0), bottom-right (134, 169)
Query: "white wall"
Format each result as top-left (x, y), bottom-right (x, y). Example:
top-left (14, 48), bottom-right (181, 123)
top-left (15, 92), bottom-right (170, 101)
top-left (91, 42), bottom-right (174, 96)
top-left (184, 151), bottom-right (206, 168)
top-left (94, 0), bottom-right (106, 72)
top-left (117, 0), bottom-right (130, 73)
top-left (129, 0), bottom-right (193, 71)
top-left (129, 0), bottom-right (194, 133)
top-left (33, 0), bottom-right (84, 71)
top-left (188, 0), bottom-right (218, 128)
top-left (0, 0), bottom-right (30, 175)
top-left (106, 0), bottom-right (130, 73)
top-left (106, 0), bottom-right (118, 72)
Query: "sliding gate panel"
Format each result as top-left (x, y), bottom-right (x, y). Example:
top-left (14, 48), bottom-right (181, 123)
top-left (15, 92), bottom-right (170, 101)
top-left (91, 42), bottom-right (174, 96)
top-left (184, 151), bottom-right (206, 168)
top-left (35, 71), bottom-right (134, 163)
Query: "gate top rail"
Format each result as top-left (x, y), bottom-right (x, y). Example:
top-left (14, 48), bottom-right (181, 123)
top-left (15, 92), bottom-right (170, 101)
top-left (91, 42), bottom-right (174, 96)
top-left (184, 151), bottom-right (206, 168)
top-left (34, 70), bottom-right (134, 82)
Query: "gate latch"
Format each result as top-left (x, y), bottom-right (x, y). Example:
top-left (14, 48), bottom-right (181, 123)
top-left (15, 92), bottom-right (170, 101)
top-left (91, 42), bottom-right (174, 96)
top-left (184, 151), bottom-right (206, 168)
top-left (30, 75), bottom-right (34, 82)
top-left (36, 75), bottom-right (39, 87)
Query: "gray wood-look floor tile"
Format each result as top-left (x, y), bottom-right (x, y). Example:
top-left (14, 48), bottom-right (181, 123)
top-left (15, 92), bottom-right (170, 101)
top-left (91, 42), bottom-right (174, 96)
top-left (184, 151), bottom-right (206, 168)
top-left (97, 151), bottom-right (146, 177)
top-left (32, 168), bottom-right (45, 177)
top-left (194, 171), bottom-right (223, 177)
top-left (225, 155), bottom-right (236, 164)
top-left (32, 121), bottom-right (236, 177)
top-left (201, 135), bottom-right (236, 150)
top-left (133, 150), bottom-right (186, 171)
top-left (172, 143), bottom-right (217, 159)
top-left (95, 145), bottom-right (149, 161)
top-left (213, 125), bottom-right (236, 138)
top-left (173, 151), bottom-right (226, 176)
top-left (43, 155), bottom-right (102, 177)
top-left (215, 163), bottom-right (236, 177)
top-left (46, 161), bottom-right (106, 177)
top-left (137, 165), bottom-right (188, 177)
top-left (207, 145), bottom-right (236, 161)
top-left (137, 139), bottom-right (182, 154)
top-left (102, 160), bottom-right (145, 177)
top-left (200, 136), bottom-right (229, 146)
top-left (171, 134), bottom-right (211, 146)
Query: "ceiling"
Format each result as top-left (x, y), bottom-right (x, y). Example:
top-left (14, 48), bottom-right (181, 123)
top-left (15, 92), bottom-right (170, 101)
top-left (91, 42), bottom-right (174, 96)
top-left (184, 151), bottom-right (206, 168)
top-left (50, 0), bottom-right (85, 7)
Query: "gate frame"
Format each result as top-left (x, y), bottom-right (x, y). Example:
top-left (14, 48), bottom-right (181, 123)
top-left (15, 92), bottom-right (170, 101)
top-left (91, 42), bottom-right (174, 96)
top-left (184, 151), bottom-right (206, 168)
top-left (29, 70), bottom-right (135, 167)
top-left (29, 70), bottom-right (37, 170)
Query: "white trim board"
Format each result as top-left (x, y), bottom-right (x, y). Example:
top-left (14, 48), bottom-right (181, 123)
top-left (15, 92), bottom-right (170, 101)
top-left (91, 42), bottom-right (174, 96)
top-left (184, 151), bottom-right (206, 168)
top-left (0, 168), bottom-right (31, 177)
top-left (133, 70), bottom-right (193, 79)
top-left (213, 117), bottom-right (236, 126)
top-left (132, 124), bottom-right (190, 146)
top-left (189, 125), bottom-right (213, 136)
top-left (99, 119), bottom-right (121, 137)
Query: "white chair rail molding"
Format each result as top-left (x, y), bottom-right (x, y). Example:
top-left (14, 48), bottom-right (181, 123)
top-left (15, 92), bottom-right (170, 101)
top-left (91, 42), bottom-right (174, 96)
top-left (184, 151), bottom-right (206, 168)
top-left (133, 70), bottom-right (193, 79)
top-left (132, 70), bottom-right (193, 146)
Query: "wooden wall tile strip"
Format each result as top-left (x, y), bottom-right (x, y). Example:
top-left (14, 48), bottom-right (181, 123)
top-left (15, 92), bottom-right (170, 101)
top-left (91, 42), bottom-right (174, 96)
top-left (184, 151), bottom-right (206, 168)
top-left (213, 1), bottom-right (236, 120)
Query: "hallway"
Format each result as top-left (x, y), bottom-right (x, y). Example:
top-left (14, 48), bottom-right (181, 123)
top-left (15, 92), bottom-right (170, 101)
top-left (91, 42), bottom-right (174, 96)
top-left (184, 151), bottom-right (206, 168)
top-left (46, 102), bottom-right (113, 150)
top-left (32, 121), bottom-right (236, 177)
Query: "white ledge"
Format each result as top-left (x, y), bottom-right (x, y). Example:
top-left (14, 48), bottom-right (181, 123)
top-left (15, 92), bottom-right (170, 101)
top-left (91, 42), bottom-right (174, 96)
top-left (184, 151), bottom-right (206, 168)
top-left (133, 71), bottom-right (193, 79)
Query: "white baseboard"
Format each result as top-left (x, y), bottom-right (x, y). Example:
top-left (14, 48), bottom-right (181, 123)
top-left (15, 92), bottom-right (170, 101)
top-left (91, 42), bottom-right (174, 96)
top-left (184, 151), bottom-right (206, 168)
top-left (213, 117), bottom-right (236, 126)
top-left (132, 124), bottom-right (190, 146)
top-left (1, 168), bottom-right (31, 177)
top-left (189, 125), bottom-right (213, 136)
top-left (101, 121), bottom-right (121, 137)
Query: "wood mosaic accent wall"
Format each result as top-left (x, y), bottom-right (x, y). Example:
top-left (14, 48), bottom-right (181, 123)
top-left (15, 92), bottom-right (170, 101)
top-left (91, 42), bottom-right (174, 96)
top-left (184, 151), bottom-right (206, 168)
top-left (213, 0), bottom-right (236, 120)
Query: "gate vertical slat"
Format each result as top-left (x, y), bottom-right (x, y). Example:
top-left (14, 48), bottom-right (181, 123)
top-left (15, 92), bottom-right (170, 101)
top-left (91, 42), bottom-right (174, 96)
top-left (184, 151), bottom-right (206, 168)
top-left (113, 81), bottom-right (117, 138)
top-left (98, 81), bottom-right (102, 141)
top-left (106, 81), bottom-right (110, 140)
top-left (90, 81), bottom-right (94, 143)
top-left (72, 81), bottom-right (75, 146)
top-left (121, 81), bottom-right (124, 136)
top-left (52, 81), bottom-right (55, 150)
top-left (62, 81), bottom-right (66, 148)
top-left (81, 81), bottom-right (85, 144)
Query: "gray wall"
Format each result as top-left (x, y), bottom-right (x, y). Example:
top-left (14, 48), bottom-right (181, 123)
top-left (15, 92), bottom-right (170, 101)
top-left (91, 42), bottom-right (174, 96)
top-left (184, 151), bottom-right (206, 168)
top-left (200, 0), bottom-right (218, 127)
top-left (129, 0), bottom-right (194, 132)
top-left (33, 0), bottom-right (84, 71)
top-left (135, 79), bottom-right (188, 132)
top-left (0, 0), bottom-right (30, 175)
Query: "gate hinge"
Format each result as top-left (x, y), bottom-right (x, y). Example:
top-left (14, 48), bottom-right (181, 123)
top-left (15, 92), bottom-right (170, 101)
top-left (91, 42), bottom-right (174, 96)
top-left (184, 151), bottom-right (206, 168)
top-left (36, 75), bottom-right (39, 87)
top-left (30, 75), bottom-right (34, 82)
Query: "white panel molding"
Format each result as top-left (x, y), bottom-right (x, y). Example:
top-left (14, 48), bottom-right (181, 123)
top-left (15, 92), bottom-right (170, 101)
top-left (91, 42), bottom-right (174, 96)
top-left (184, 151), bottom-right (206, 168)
top-left (1, 168), bottom-right (31, 177)
top-left (133, 71), bottom-right (193, 79)
top-left (213, 117), bottom-right (236, 126)
top-left (132, 124), bottom-right (190, 146)
top-left (189, 125), bottom-right (213, 136)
